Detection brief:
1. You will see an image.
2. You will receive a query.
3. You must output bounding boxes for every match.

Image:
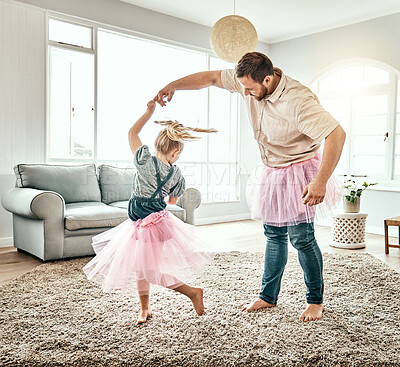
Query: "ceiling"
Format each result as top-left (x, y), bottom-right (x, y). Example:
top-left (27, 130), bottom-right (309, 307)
top-left (120, 0), bottom-right (400, 44)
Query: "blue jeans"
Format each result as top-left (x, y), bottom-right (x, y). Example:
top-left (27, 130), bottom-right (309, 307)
top-left (259, 222), bottom-right (323, 305)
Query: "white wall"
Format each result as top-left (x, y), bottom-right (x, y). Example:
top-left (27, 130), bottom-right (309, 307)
top-left (270, 12), bottom-right (400, 236)
top-left (0, 0), bottom-right (264, 243)
top-left (0, 0), bottom-right (45, 245)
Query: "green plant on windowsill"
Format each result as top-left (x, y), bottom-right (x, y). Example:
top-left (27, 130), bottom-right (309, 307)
top-left (344, 179), bottom-right (378, 203)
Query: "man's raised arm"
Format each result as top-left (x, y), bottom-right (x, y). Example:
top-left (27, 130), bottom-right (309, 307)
top-left (155, 70), bottom-right (223, 106)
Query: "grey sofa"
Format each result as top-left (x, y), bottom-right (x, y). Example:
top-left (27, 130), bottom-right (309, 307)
top-left (1, 163), bottom-right (201, 261)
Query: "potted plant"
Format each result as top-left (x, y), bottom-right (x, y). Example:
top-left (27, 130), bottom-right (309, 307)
top-left (343, 179), bottom-right (378, 213)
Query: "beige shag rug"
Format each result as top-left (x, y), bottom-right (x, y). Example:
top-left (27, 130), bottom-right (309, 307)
top-left (1, 252), bottom-right (400, 366)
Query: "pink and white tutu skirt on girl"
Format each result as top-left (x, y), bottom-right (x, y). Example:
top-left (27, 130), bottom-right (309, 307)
top-left (246, 151), bottom-right (342, 227)
top-left (82, 209), bottom-right (214, 293)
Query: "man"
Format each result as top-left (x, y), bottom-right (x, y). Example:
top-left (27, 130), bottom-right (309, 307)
top-left (155, 52), bottom-right (345, 322)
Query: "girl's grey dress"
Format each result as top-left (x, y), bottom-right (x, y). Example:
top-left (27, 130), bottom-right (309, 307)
top-left (128, 145), bottom-right (185, 221)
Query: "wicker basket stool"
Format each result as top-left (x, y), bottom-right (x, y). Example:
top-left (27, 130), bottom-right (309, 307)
top-left (330, 212), bottom-right (368, 249)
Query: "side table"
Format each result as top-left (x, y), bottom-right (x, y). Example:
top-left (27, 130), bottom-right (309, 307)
top-left (330, 212), bottom-right (368, 249)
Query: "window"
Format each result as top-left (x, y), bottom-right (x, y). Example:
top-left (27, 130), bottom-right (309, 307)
top-left (47, 19), bottom-right (239, 203)
top-left (310, 61), bottom-right (399, 181)
top-left (96, 30), bottom-right (208, 162)
top-left (48, 19), bottom-right (94, 160)
top-left (48, 47), bottom-right (94, 159)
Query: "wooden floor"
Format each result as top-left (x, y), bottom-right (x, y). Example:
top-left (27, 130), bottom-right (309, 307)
top-left (1, 219), bottom-right (399, 286)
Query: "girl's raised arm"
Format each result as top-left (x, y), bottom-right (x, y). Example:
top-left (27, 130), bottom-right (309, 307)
top-left (128, 100), bottom-right (156, 154)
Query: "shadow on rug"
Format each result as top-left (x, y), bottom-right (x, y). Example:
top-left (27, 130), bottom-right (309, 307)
top-left (1, 252), bottom-right (400, 366)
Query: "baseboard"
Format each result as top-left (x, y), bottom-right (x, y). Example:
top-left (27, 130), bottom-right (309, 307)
top-left (195, 213), bottom-right (251, 226)
top-left (0, 237), bottom-right (13, 247)
top-left (366, 225), bottom-right (399, 238)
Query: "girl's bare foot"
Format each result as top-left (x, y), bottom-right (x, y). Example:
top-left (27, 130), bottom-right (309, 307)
top-left (299, 303), bottom-right (324, 322)
top-left (190, 287), bottom-right (204, 316)
top-left (173, 284), bottom-right (205, 316)
top-left (136, 309), bottom-right (152, 325)
top-left (241, 298), bottom-right (275, 312)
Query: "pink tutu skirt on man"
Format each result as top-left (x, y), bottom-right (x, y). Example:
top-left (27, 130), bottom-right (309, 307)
top-left (83, 209), bottom-right (213, 293)
top-left (246, 151), bottom-right (342, 227)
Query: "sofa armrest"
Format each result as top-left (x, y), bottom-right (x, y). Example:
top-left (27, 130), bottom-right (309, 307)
top-left (176, 188), bottom-right (201, 225)
top-left (2, 188), bottom-right (65, 219)
top-left (2, 188), bottom-right (66, 261)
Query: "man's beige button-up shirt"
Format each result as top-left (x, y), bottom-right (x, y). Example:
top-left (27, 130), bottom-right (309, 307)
top-left (221, 68), bottom-right (339, 168)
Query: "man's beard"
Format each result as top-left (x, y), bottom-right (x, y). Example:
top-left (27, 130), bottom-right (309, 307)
top-left (252, 85), bottom-right (268, 101)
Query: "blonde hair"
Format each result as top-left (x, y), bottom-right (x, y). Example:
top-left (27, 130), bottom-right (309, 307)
top-left (154, 120), bottom-right (217, 154)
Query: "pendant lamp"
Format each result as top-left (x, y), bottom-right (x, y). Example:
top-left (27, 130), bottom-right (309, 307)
top-left (210, 0), bottom-right (258, 63)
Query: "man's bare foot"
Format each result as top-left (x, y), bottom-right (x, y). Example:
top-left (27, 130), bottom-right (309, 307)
top-left (136, 309), bottom-right (152, 325)
top-left (190, 287), bottom-right (204, 316)
top-left (241, 298), bottom-right (275, 312)
top-left (299, 303), bottom-right (324, 322)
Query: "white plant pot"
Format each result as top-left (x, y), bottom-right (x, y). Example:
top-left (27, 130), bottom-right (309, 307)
top-left (343, 197), bottom-right (360, 213)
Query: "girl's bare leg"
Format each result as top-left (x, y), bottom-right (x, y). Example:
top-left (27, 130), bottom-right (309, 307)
top-left (141, 272), bottom-right (204, 316)
top-left (136, 279), bottom-right (152, 325)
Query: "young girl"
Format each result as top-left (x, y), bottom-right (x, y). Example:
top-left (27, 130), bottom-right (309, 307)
top-left (83, 100), bottom-right (216, 325)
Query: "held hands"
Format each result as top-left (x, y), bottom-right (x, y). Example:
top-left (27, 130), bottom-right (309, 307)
top-left (302, 178), bottom-right (327, 206)
top-left (155, 84), bottom-right (176, 107)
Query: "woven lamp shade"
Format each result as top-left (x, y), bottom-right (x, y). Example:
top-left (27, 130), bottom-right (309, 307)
top-left (210, 15), bottom-right (258, 63)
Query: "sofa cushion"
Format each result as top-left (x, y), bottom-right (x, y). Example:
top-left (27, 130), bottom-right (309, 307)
top-left (109, 201), bottom-right (186, 222)
top-left (65, 202), bottom-right (127, 230)
top-left (98, 165), bottom-right (135, 204)
top-left (108, 201), bottom-right (129, 210)
top-left (14, 164), bottom-right (101, 204)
